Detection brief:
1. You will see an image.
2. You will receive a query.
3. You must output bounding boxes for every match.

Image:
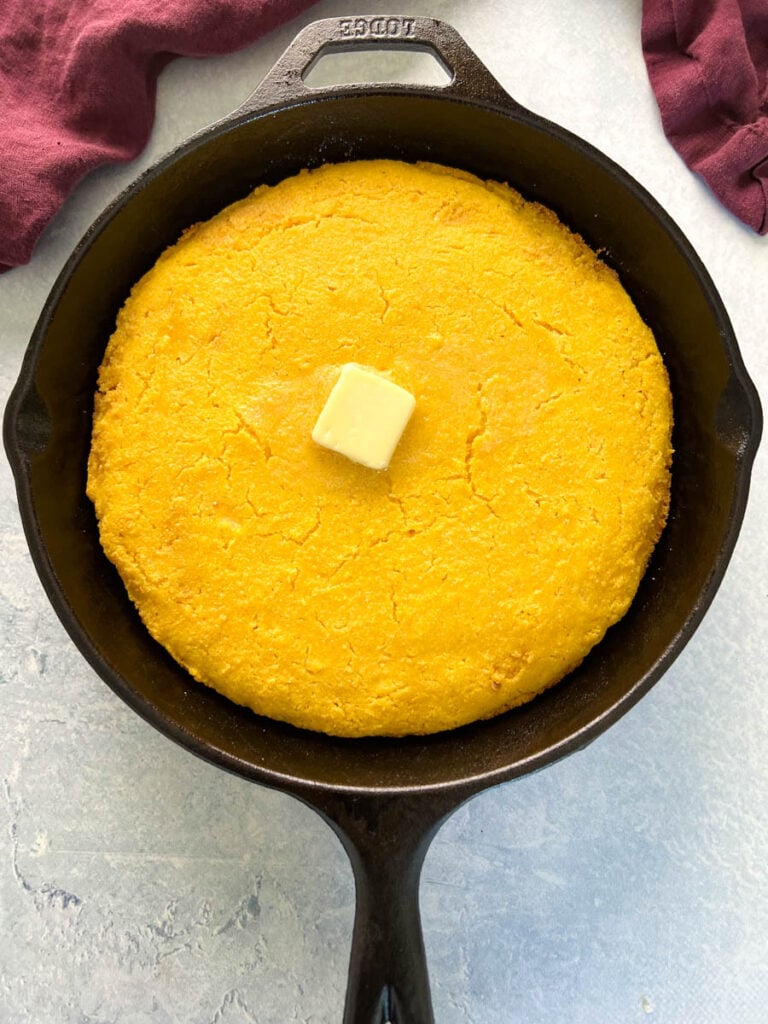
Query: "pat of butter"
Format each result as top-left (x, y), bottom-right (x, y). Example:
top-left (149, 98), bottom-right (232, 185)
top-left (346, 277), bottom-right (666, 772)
top-left (312, 364), bottom-right (415, 471)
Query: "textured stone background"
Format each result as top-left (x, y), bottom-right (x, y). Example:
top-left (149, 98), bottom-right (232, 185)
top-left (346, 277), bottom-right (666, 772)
top-left (2, 1), bottom-right (767, 1022)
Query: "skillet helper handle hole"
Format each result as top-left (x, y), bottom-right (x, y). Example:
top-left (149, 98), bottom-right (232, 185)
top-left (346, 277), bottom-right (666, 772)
top-left (236, 15), bottom-right (518, 112)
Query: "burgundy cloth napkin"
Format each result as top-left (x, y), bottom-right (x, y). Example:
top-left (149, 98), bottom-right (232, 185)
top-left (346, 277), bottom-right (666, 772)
top-left (642, 0), bottom-right (768, 234)
top-left (0, 0), bottom-right (316, 272)
top-left (2, 2), bottom-right (767, 272)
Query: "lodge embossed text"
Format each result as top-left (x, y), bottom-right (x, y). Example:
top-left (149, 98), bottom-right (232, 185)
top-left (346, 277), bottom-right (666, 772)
top-left (338, 17), bottom-right (416, 40)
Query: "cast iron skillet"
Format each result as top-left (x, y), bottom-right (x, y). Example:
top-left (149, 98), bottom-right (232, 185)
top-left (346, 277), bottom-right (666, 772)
top-left (3, 16), bottom-right (762, 1024)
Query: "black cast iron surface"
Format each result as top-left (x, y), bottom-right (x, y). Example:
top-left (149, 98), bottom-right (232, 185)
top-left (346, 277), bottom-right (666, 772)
top-left (3, 16), bottom-right (762, 1024)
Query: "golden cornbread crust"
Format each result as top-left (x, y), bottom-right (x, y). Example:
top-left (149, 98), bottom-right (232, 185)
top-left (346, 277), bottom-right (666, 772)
top-left (87, 160), bottom-right (672, 738)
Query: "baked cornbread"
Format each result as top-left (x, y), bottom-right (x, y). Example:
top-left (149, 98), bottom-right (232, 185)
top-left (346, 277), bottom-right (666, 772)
top-left (87, 159), bottom-right (672, 737)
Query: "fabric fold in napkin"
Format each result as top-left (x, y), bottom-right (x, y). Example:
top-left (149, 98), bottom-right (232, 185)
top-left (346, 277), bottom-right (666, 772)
top-left (642, 0), bottom-right (768, 234)
top-left (0, 0), bottom-right (315, 272)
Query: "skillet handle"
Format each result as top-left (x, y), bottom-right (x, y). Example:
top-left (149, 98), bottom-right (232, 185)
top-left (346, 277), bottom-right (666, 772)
top-left (344, 829), bottom-right (433, 1024)
top-left (308, 790), bottom-right (466, 1024)
top-left (236, 15), bottom-right (517, 113)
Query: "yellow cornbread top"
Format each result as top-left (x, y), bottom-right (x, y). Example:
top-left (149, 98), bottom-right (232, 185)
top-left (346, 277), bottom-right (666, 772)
top-left (87, 159), bottom-right (672, 738)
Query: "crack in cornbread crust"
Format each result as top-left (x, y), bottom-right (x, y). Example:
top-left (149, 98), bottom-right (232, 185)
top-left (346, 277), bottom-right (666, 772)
top-left (87, 160), bottom-right (673, 737)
